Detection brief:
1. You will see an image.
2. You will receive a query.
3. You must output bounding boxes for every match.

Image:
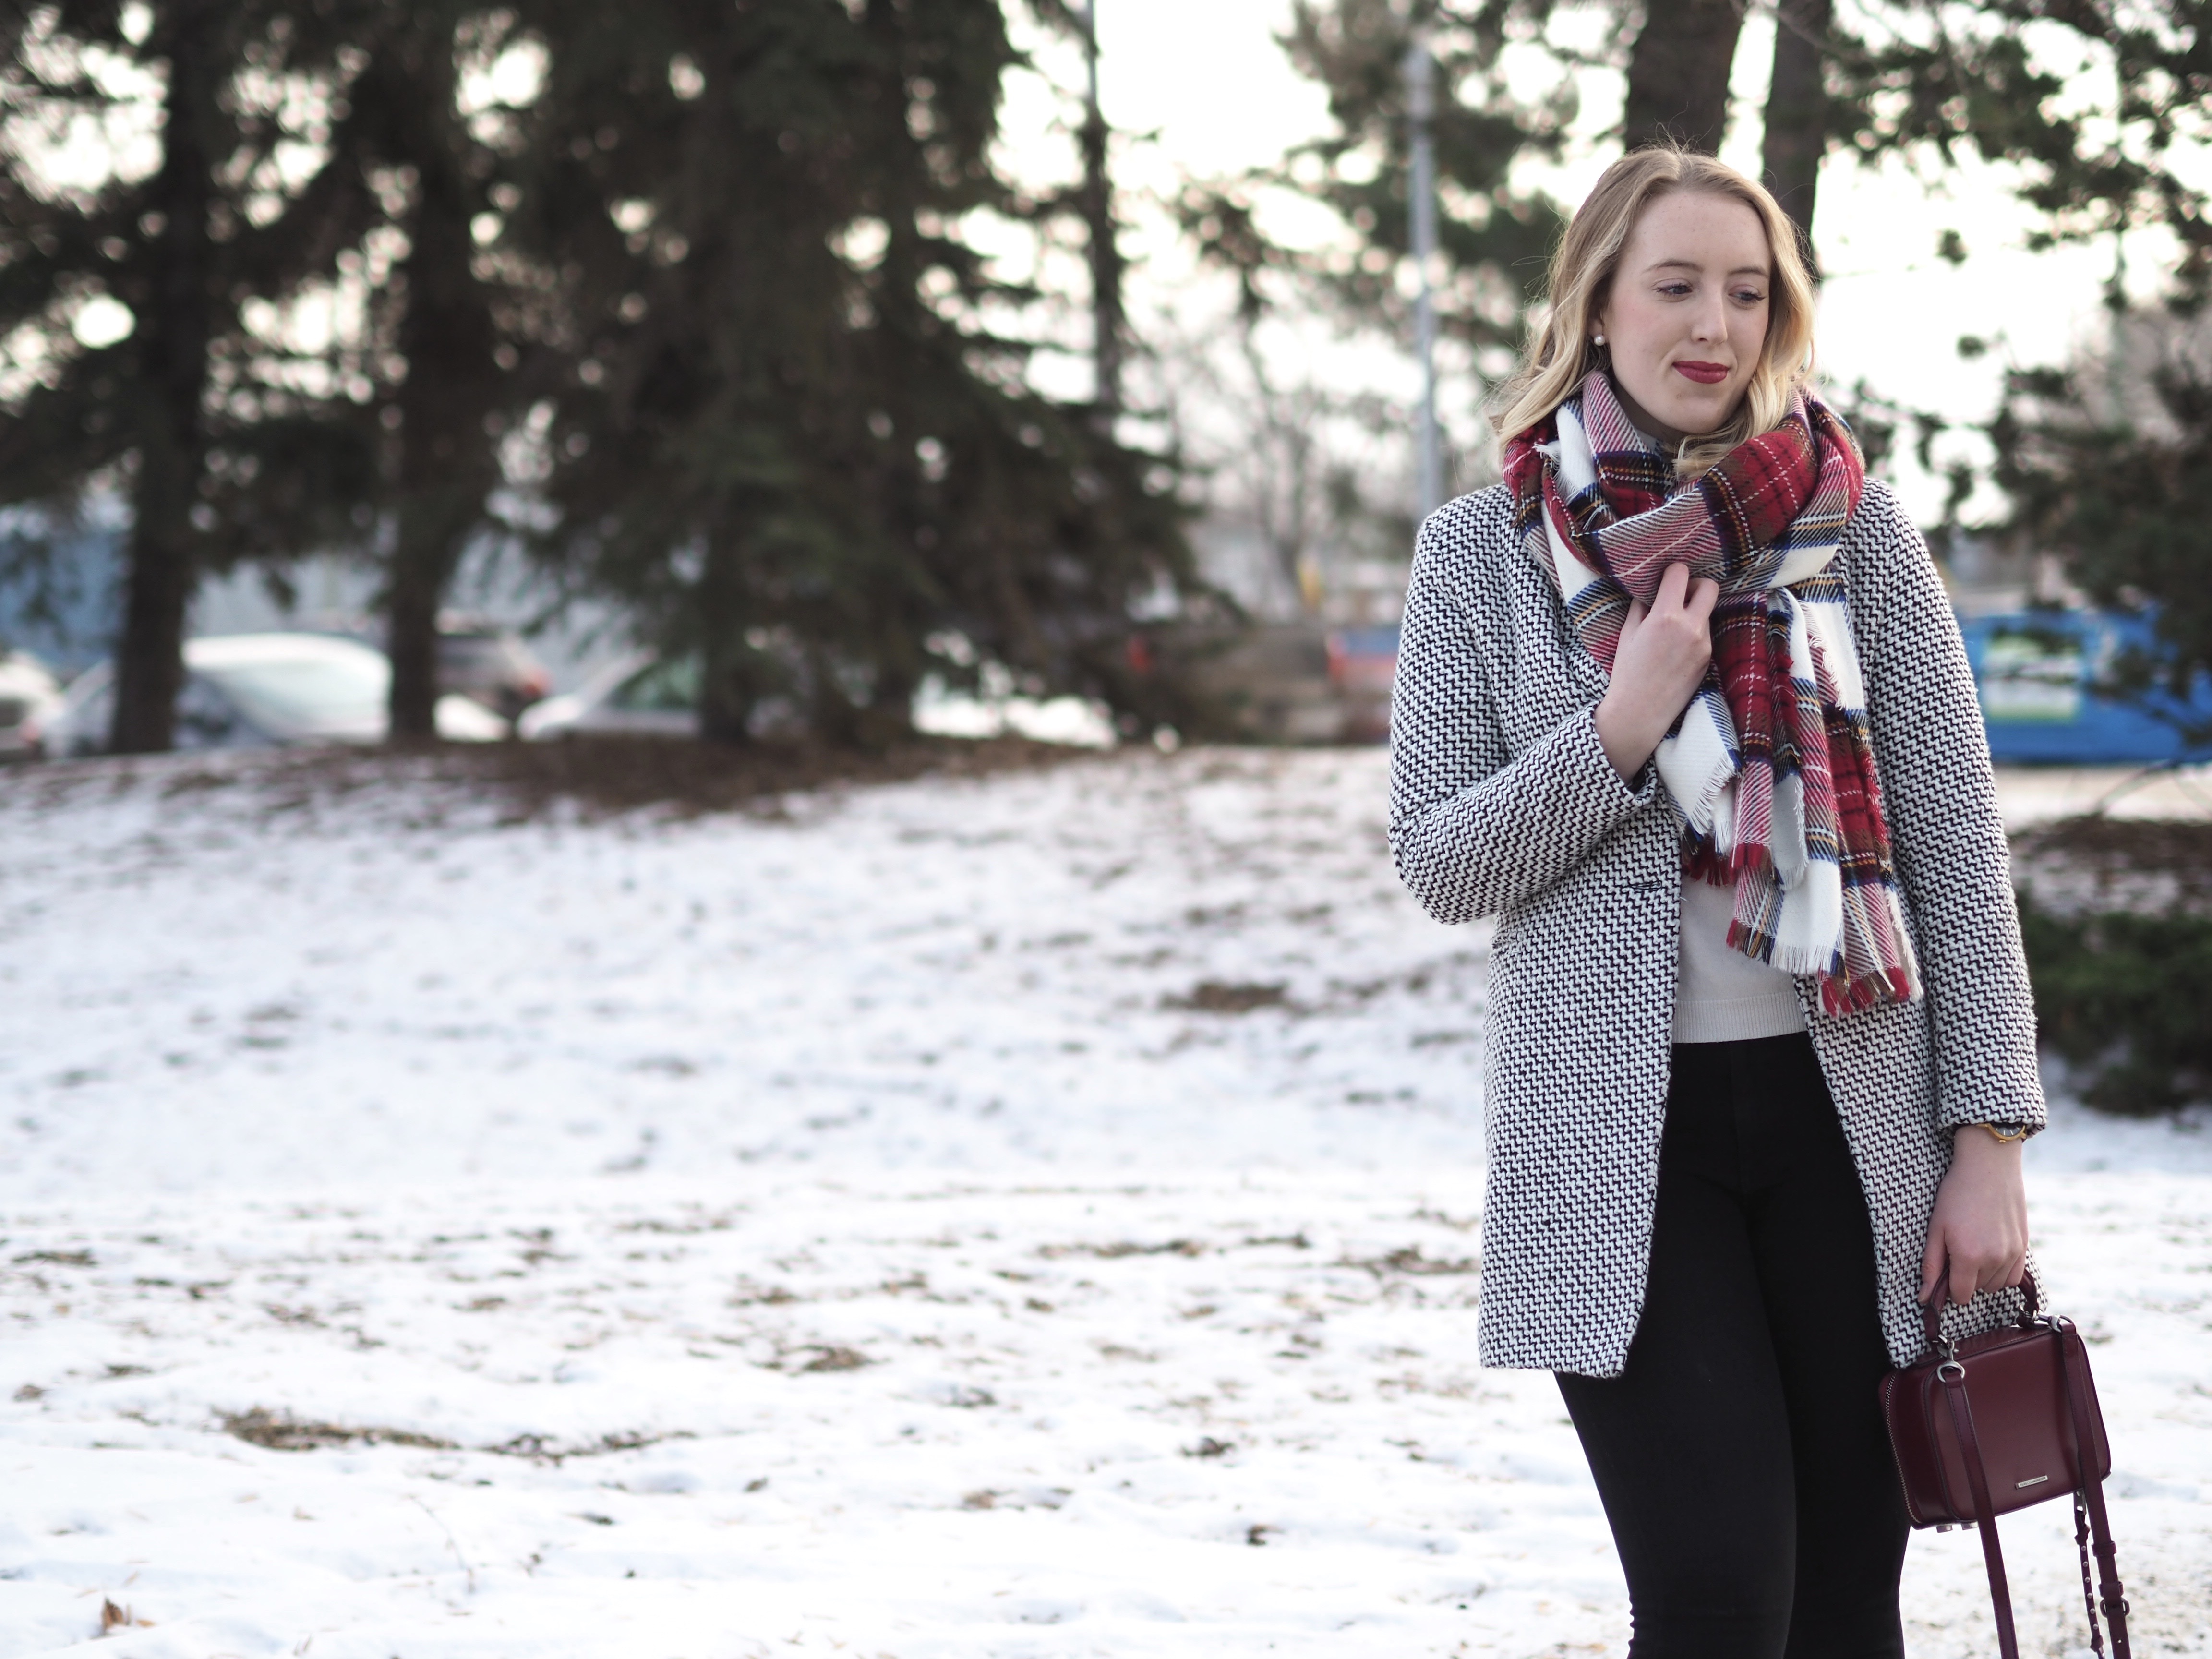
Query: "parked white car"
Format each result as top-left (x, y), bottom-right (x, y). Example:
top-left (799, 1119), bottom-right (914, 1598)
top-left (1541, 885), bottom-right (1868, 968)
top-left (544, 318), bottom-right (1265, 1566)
top-left (46, 633), bottom-right (507, 757)
top-left (0, 650), bottom-right (64, 762)
top-left (517, 652), bottom-right (700, 740)
top-left (519, 652), bottom-right (1118, 747)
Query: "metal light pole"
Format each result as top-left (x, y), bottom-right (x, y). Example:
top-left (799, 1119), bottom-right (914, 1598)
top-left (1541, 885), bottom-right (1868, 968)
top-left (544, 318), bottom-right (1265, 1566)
top-left (1080, 2), bottom-right (1124, 422)
top-left (1404, 34), bottom-right (1441, 518)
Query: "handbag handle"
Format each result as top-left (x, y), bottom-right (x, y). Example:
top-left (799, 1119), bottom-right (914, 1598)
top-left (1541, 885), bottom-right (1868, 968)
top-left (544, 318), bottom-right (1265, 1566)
top-left (1921, 1266), bottom-right (2041, 1357)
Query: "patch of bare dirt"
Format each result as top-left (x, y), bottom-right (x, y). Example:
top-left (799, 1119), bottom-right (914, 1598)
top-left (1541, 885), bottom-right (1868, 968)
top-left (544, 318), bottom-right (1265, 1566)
top-left (2012, 815), bottom-right (2212, 918)
top-left (1341, 1244), bottom-right (1480, 1278)
top-left (2014, 815), bottom-right (2212, 878)
top-left (11, 733), bottom-right (1098, 823)
top-left (220, 1408), bottom-right (698, 1462)
top-left (1036, 1238), bottom-right (1206, 1261)
top-left (445, 732), bottom-right (1096, 820)
top-left (794, 1345), bottom-right (872, 1373)
top-left (1165, 980), bottom-right (1289, 1014)
top-left (222, 1407), bottom-right (456, 1452)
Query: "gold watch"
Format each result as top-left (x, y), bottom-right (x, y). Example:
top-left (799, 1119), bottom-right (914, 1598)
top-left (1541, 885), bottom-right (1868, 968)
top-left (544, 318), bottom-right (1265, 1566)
top-left (1975, 1121), bottom-right (2032, 1145)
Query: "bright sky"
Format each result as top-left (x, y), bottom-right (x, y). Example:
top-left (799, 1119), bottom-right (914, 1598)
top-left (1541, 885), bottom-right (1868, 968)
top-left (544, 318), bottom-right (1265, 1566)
top-left (11, 3), bottom-right (2163, 534)
top-left (997, 0), bottom-right (2164, 527)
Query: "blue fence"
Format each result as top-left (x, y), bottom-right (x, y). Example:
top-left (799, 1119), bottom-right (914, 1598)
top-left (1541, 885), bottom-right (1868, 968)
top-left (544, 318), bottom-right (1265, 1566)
top-left (1348, 608), bottom-right (2212, 764)
top-left (1957, 610), bottom-right (2212, 766)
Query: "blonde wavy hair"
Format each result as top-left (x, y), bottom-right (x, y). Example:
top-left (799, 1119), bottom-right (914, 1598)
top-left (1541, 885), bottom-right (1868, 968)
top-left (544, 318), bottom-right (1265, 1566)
top-left (1492, 147), bottom-right (1819, 479)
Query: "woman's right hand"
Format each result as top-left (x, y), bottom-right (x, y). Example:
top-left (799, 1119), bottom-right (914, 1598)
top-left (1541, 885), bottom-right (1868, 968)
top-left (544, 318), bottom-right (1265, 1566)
top-left (1594, 562), bottom-right (1720, 781)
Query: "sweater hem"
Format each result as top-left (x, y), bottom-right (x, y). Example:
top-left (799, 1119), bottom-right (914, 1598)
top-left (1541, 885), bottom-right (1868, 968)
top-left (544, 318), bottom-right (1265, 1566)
top-left (1671, 992), bottom-right (1809, 1045)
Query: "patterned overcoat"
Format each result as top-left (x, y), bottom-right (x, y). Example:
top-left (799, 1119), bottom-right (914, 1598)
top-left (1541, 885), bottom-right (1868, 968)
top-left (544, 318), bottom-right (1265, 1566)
top-left (1387, 479), bottom-right (2045, 1377)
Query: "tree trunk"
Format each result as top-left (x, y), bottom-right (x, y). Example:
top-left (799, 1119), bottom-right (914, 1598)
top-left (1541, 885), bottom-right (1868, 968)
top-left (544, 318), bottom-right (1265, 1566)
top-left (1622, 0), bottom-right (1746, 156)
top-left (1762, 0), bottom-right (1832, 269)
top-left (382, 13), bottom-right (499, 741)
top-left (111, 0), bottom-right (216, 755)
top-left (385, 486), bottom-right (478, 739)
top-left (697, 530), bottom-right (759, 746)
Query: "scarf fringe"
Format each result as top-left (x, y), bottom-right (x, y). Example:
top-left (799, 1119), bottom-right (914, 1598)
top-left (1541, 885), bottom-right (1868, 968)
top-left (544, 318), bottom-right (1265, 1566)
top-left (1683, 838), bottom-right (1733, 886)
top-left (1723, 915), bottom-right (1831, 972)
top-left (1818, 964), bottom-right (1920, 1018)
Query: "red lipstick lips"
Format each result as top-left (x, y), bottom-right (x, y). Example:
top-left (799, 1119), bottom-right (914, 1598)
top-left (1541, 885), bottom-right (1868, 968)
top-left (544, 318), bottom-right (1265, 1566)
top-left (1673, 361), bottom-right (1729, 385)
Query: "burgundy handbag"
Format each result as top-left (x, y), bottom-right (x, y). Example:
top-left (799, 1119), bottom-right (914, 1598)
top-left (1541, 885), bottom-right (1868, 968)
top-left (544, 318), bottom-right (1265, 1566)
top-left (1880, 1273), bottom-right (2131, 1659)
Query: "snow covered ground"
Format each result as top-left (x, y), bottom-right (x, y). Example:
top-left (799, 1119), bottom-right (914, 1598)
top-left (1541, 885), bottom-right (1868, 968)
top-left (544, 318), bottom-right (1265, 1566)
top-left (1, 747), bottom-right (2207, 1658)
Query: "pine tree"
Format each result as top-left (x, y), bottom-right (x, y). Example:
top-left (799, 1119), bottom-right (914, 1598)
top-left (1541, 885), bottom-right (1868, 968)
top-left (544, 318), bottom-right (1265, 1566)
top-left (1175, 0), bottom-right (1784, 367)
top-left (1211, 0), bottom-right (2212, 407)
top-left (1826, 3), bottom-right (2212, 718)
top-left (1180, 0), bottom-right (1571, 361)
top-left (1991, 314), bottom-right (2212, 745)
top-left (0, 2), bottom-right (373, 752)
top-left (315, 1), bottom-right (528, 738)
top-left (507, 0), bottom-right (1191, 746)
top-left (1824, 3), bottom-right (2212, 296)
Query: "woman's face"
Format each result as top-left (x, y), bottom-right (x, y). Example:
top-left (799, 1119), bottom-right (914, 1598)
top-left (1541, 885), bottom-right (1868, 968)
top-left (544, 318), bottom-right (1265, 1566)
top-left (1592, 190), bottom-right (1773, 445)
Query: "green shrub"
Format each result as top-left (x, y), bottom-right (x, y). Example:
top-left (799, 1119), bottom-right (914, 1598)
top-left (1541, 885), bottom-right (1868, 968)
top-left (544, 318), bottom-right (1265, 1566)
top-left (2018, 896), bottom-right (2212, 1115)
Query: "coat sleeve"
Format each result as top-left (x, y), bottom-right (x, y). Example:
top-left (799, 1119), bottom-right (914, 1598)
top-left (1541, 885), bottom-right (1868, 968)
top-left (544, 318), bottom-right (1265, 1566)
top-left (1855, 485), bottom-right (2046, 1133)
top-left (1387, 496), bottom-right (1658, 925)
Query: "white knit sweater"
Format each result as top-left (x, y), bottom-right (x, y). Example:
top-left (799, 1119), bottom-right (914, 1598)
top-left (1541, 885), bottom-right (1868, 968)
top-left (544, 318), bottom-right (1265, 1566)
top-left (1673, 875), bottom-right (1807, 1043)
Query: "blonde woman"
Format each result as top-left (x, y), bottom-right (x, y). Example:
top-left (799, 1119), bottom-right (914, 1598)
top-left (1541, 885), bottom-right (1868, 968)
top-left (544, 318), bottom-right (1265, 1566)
top-left (1388, 147), bottom-right (2041, 1657)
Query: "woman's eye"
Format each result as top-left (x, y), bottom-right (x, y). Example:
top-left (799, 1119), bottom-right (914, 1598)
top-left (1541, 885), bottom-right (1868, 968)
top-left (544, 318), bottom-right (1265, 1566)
top-left (1732, 289), bottom-right (1767, 304)
top-left (1658, 282), bottom-right (1692, 297)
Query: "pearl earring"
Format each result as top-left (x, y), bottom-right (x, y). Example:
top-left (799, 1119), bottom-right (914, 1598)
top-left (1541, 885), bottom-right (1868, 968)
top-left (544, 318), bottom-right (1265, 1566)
top-left (1592, 333), bottom-right (1607, 347)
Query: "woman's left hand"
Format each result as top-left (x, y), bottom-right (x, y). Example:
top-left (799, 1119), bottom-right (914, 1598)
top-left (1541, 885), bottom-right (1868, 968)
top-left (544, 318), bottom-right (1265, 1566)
top-left (1919, 1128), bottom-right (2029, 1312)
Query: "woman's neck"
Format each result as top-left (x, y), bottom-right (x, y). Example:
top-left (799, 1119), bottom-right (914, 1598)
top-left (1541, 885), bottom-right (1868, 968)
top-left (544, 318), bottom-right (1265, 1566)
top-left (1605, 374), bottom-right (1691, 449)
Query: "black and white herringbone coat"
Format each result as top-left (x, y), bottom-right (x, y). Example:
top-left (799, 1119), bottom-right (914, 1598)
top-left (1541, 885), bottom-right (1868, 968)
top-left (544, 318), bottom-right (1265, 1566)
top-left (1388, 479), bottom-right (2044, 1377)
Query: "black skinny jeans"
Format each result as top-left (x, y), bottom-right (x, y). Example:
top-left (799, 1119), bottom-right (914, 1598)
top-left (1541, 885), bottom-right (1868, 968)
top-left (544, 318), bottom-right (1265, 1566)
top-left (1556, 1033), bottom-right (1911, 1659)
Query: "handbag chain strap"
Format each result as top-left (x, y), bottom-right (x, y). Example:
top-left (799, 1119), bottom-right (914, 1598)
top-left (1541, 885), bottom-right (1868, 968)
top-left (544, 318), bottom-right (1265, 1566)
top-left (2075, 1491), bottom-right (2104, 1658)
top-left (2059, 1319), bottom-right (2132, 1657)
top-left (1936, 1315), bottom-right (2131, 1659)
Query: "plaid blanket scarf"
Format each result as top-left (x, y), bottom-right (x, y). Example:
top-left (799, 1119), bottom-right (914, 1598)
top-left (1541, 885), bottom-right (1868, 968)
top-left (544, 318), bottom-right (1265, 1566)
top-left (1501, 371), bottom-right (1921, 1014)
